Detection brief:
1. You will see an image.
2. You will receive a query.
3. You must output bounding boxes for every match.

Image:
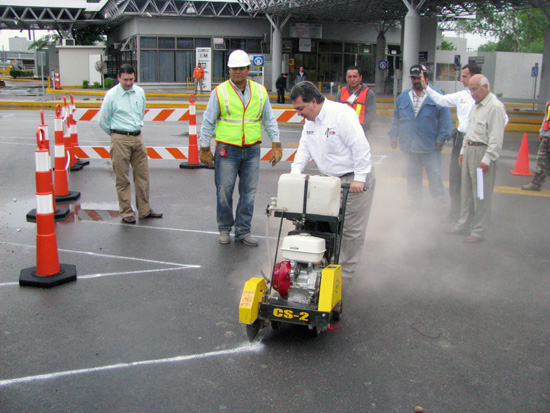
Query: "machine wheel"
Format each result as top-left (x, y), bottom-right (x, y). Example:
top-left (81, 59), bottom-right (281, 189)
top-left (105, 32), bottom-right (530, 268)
top-left (308, 326), bottom-right (321, 337)
top-left (246, 319), bottom-right (262, 342)
top-left (332, 301), bottom-right (343, 322)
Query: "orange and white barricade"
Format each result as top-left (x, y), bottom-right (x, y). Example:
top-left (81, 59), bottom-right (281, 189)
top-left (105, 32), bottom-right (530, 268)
top-left (20, 129), bottom-right (77, 288)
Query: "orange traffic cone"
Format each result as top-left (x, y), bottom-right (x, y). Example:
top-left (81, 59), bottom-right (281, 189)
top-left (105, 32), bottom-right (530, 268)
top-left (510, 133), bottom-right (534, 176)
top-left (180, 95), bottom-right (209, 169)
top-left (53, 105), bottom-right (81, 202)
top-left (26, 111), bottom-right (70, 223)
top-left (69, 94), bottom-right (89, 169)
top-left (20, 129), bottom-right (77, 288)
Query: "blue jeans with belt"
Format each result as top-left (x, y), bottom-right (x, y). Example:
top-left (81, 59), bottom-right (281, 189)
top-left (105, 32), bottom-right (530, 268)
top-left (214, 142), bottom-right (260, 240)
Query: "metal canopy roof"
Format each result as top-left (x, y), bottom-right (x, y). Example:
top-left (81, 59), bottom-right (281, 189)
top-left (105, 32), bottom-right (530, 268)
top-left (1, 0), bottom-right (548, 31)
top-left (237, 0), bottom-right (550, 22)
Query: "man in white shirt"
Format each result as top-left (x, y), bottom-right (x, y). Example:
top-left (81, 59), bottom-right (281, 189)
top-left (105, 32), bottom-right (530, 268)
top-left (290, 81), bottom-right (376, 281)
top-left (421, 63), bottom-right (481, 221)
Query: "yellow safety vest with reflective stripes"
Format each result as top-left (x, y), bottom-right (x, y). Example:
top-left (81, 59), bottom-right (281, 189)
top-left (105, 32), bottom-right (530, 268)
top-left (215, 79), bottom-right (267, 146)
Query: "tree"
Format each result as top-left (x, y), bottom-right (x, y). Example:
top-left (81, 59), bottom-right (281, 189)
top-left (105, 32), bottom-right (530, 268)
top-left (437, 37), bottom-right (456, 51)
top-left (455, 7), bottom-right (549, 53)
top-left (28, 26), bottom-right (105, 51)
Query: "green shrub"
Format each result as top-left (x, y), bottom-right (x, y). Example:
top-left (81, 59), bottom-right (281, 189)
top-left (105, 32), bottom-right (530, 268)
top-left (82, 80), bottom-right (89, 89)
top-left (104, 78), bottom-right (114, 89)
top-left (9, 69), bottom-right (32, 78)
top-left (93, 81), bottom-right (101, 89)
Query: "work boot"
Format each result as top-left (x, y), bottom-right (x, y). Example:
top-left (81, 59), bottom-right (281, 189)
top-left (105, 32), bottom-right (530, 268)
top-left (521, 182), bottom-right (541, 191)
top-left (522, 174), bottom-right (543, 191)
top-left (237, 235), bottom-right (259, 247)
top-left (218, 230), bottom-right (231, 244)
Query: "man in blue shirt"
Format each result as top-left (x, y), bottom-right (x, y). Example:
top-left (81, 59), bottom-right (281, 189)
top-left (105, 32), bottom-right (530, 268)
top-left (98, 64), bottom-right (162, 224)
top-left (389, 64), bottom-right (453, 205)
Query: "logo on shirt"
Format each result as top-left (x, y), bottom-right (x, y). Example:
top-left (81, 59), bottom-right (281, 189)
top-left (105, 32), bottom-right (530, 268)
top-left (306, 130), bottom-right (315, 135)
top-left (325, 128), bottom-right (336, 138)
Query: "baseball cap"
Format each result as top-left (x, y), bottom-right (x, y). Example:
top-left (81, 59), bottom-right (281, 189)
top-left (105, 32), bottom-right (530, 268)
top-left (410, 64), bottom-right (427, 77)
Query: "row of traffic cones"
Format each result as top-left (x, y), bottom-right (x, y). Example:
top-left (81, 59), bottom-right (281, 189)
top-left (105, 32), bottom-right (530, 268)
top-left (19, 128), bottom-right (77, 288)
top-left (20, 100), bottom-right (87, 288)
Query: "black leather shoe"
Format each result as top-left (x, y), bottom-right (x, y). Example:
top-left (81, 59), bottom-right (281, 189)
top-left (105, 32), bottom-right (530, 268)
top-left (122, 216), bottom-right (136, 224)
top-left (141, 209), bottom-right (163, 219)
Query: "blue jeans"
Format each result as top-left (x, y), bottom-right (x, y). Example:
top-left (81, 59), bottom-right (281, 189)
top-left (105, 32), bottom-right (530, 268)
top-left (214, 142), bottom-right (260, 240)
top-left (403, 150), bottom-right (445, 203)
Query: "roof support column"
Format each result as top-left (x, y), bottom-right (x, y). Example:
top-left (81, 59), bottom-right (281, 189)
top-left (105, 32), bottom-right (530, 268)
top-left (375, 31), bottom-right (386, 94)
top-left (266, 13), bottom-right (291, 92)
top-left (401, 0), bottom-right (426, 80)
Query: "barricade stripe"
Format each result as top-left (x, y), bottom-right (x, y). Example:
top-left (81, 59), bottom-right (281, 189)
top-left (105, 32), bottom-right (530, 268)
top-left (147, 148), bottom-right (163, 159)
top-left (79, 109), bottom-right (100, 121)
top-left (276, 110), bottom-right (300, 123)
top-left (152, 109), bottom-right (175, 122)
top-left (166, 147), bottom-right (187, 159)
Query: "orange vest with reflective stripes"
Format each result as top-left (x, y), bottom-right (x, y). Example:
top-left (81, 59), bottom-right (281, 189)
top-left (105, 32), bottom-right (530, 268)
top-left (339, 86), bottom-right (370, 124)
top-left (544, 99), bottom-right (550, 131)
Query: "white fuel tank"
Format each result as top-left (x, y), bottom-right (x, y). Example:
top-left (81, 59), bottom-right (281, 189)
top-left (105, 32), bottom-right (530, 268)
top-left (276, 174), bottom-right (341, 217)
top-left (281, 234), bottom-right (326, 263)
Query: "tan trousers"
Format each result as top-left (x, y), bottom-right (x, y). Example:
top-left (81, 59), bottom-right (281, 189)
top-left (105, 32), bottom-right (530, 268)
top-left (339, 170), bottom-right (376, 277)
top-left (194, 78), bottom-right (203, 94)
top-left (110, 133), bottom-right (151, 218)
top-left (457, 145), bottom-right (497, 239)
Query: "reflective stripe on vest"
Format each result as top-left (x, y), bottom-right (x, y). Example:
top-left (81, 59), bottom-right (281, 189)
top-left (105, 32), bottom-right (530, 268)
top-left (215, 79), bottom-right (266, 146)
top-left (339, 86), bottom-right (369, 123)
top-left (544, 99), bottom-right (550, 131)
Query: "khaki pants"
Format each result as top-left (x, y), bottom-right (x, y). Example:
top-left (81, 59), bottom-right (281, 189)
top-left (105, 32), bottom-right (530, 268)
top-left (194, 78), bottom-right (203, 94)
top-left (339, 169), bottom-right (376, 277)
top-left (457, 145), bottom-right (497, 239)
top-left (110, 133), bottom-right (151, 218)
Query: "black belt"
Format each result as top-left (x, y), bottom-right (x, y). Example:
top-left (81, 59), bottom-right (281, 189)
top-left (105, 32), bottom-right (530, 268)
top-left (112, 129), bottom-right (141, 136)
top-left (467, 141), bottom-right (486, 146)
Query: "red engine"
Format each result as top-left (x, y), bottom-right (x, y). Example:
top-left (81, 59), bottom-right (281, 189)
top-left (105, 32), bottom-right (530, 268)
top-left (272, 260), bottom-right (292, 297)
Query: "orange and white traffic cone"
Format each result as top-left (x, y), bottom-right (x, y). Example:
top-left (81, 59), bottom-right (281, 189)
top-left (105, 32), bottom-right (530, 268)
top-left (20, 129), bottom-right (77, 288)
top-left (510, 133), bottom-right (534, 176)
top-left (62, 96), bottom-right (82, 171)
top-left (54, 71), bottom-right (61, 90)
top-left (69, 94), bottom-right (89, 169)
top-left (53, 105), bottom-right (81, 202)
top-left (26, 112), bottom-right (70, 223)
top-left (180, 94), bottom-right (208, 169)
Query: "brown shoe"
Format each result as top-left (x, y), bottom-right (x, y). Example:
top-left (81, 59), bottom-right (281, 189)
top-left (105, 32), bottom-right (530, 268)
top-left (141, 209), bottom-right (163, 219)
top-left (463, 235), bottom-right (484, 243)
top-left (122, 216), bottom-right (136, 224)
top-left (521, 182), bottom-right (541, 191)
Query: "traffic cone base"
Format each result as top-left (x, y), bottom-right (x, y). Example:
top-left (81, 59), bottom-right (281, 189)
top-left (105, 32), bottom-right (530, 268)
top-left (19, 264), bottom-right (77, 288)
top-left (179, 161), bottom-right (209, 169)
top-left (26, 207), bottom-right (70, 223)
top-left (69, 163), bottom-right (84, 172)
top-left (55, 190), bottom-right (81, 203)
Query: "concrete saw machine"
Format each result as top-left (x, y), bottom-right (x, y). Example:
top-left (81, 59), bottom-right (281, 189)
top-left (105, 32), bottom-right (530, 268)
top-left (239, 174), bottom-right (349, 341)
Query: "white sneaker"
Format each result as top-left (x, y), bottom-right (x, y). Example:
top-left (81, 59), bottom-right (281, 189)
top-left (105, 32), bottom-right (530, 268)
top-left (238, 235), bottom-right (259, 247)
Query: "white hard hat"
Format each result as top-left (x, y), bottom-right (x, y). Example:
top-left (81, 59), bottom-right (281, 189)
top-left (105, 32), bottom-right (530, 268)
top-left (227, 49), bottom-right (251, 68)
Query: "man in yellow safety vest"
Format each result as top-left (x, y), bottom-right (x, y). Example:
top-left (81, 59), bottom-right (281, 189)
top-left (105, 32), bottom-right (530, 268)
top-left (200, 49), bottom-right (282, 246)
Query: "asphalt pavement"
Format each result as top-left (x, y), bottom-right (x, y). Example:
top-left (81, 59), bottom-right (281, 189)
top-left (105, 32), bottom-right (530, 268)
top-left (0, 83), bottom-right (549, 412)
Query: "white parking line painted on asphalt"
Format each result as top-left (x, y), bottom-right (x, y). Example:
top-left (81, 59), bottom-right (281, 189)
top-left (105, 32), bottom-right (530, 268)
top-left (0, 242), bottom-right (200, 287)
top-left (0, 343), bottom-right (263, 387)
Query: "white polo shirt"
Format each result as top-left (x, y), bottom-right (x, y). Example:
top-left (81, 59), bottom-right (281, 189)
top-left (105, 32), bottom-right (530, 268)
top-left (291, 99), bottom-right (372, 183)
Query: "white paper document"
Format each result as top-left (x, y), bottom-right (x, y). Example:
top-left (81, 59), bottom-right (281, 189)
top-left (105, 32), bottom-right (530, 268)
top-left (477, 168), bottom-right (484, 200)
